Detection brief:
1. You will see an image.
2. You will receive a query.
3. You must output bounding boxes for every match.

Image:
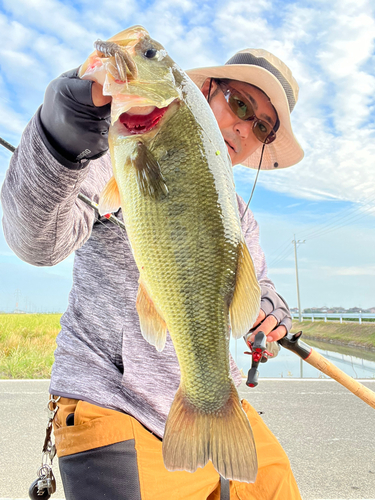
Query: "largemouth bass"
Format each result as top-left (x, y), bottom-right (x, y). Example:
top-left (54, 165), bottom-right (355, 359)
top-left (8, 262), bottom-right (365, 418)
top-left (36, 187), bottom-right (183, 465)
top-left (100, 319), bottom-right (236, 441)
top-left (79, 26), bottom-right (261, 483)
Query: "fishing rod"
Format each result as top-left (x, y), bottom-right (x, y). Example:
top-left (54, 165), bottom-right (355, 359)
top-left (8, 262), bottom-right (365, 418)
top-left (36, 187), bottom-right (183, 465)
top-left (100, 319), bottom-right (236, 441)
top-left (0, 137), bottom-right (125, 231)
top-left (246, 331), bottom-right (375, 410)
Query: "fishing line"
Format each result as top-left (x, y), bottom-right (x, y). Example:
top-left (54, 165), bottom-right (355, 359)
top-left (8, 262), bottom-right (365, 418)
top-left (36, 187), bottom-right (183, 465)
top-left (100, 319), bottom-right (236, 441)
top-left (95, 215), bottom-right (129, 245)
top-left (78, 194), bottom-right (129, 243)
top-left (241, 143), bottom-right (265, 222)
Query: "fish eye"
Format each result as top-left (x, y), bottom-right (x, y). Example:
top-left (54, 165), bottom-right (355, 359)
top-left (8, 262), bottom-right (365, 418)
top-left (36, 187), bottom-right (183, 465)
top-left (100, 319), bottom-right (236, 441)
top-left (144, 48), bottom-right (158, 59)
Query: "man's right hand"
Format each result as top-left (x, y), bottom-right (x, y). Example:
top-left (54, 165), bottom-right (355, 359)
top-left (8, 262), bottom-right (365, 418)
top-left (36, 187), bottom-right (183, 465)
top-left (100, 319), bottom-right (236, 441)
top-left (40, 68), bottom-right (112, 164)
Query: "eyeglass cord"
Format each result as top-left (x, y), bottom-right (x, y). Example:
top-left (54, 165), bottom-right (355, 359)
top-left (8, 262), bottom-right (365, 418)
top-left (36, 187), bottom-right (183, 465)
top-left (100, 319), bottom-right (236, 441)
top-left (240, 143), bottom-right (264, 222)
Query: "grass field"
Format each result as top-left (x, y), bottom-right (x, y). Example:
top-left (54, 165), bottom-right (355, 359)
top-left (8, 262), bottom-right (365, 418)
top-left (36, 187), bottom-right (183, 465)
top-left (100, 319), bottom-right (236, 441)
top-left (0, 314), bottom-right (374, 379)
top-left (0, 313), bottom-right (61, 379)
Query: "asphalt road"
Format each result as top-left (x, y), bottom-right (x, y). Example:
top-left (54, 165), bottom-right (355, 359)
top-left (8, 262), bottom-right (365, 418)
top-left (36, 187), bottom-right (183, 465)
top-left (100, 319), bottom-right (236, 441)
top-left (0, 379), bottom-right (374, 500)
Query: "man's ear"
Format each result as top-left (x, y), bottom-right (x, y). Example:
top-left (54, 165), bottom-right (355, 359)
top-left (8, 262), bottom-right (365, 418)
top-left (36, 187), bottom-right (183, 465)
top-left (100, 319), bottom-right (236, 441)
top-left (200, 78), bottom-right (213, 98)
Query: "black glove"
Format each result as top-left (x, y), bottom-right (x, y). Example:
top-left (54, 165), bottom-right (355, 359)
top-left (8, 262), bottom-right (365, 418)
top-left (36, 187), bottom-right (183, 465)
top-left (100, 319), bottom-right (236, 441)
top-left (39, 68), bottom-right (111, 166)
top-left (260, 285), bottom-right (292, 333)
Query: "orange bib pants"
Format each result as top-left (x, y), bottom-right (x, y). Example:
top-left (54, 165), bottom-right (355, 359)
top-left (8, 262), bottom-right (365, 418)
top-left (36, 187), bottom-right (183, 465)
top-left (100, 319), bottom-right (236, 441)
top-left (53, 397), bottom-right (302, 500)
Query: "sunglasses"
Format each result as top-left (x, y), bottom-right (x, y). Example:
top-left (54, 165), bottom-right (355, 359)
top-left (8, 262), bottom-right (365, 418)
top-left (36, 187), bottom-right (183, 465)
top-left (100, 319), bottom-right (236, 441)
top-left (217, 81), bottom-right (277, 145)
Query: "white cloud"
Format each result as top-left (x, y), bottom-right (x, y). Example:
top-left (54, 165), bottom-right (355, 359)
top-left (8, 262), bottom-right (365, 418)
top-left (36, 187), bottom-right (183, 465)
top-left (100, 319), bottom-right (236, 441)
top-left (214, 0), bottom-right (273, 56)
top-left (321, 265), bottom-right (375, 276)
top-left (1, 0), bottom-right (375, 207)
top-left (0, 103), bottom-right (28, 136)
top-left (2, 0), bottom-right (92, 46)
top-left (0, 75), bottom-right (28, 136)
top-left (267, 267), bottom-right (295, 275)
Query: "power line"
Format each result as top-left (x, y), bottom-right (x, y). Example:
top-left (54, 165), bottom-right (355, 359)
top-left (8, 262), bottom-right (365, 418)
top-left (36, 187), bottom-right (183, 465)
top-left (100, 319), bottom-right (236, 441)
top-left (269, 197), bottom-right (375, 268)
top-left (268, 245), bottom-right (294, 267)
top-left (304, 205), bottom-right (375, 241)
top-left (300, 196), bottom-right (375, 241)
top-left (266, 236), bottom-right (293, 260)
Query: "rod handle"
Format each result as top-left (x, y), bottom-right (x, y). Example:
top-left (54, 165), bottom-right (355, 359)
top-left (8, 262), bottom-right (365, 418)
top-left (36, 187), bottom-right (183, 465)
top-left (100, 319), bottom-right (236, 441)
top-left (305, 349), bottom-right (375, 409)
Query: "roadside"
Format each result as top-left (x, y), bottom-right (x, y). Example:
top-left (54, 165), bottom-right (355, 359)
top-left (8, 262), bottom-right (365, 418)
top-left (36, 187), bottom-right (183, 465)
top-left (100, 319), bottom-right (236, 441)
top-left (1, 379), bottom-right (374, 500)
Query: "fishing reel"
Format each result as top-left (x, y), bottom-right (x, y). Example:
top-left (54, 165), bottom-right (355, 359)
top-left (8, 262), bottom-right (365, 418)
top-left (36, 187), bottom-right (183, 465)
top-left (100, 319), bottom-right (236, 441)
top-left (244, 331), bottom-right (274, 387)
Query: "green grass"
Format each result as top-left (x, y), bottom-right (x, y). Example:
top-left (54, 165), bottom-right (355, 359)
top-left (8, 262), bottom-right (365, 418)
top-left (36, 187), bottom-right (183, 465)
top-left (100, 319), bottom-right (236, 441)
top-left (0, 313), bottom-right (62, 379)
top-left (292, 320), bottom-right (375, 349)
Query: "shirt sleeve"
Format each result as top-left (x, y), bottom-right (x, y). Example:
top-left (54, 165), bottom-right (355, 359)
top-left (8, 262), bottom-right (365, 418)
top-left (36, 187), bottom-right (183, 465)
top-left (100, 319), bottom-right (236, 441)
top-left (236, 194), bottom-right (275, 291)
top-left (1, 111), bottom-right (112, 266)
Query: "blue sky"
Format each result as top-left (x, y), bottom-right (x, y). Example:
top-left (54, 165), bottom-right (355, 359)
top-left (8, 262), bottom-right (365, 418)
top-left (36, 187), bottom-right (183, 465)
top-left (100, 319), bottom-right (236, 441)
top-left (0, 0), bottom-right (374, 312)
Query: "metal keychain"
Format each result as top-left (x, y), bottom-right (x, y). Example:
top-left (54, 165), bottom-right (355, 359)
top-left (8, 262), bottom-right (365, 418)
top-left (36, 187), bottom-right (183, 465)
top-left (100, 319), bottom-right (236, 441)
top-left (29, 396), bottom-right (60, 499)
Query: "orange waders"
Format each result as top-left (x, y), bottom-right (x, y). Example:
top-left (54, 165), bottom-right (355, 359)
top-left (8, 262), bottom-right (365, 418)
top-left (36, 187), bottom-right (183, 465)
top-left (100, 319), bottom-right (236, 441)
top-left (53, 398), bottom-right (302, 500)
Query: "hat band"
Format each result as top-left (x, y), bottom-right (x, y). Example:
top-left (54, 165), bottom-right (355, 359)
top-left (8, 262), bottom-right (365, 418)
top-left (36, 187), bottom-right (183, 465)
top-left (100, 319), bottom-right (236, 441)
top-left (225, 53), bottom-right (296, 112)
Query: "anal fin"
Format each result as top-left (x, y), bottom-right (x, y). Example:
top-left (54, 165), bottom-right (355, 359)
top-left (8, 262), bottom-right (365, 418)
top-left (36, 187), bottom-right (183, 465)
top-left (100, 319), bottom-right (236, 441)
top-left (136, 281), bottom-right (167, 351)
top-left (229, 239), bottom-right (261, 339)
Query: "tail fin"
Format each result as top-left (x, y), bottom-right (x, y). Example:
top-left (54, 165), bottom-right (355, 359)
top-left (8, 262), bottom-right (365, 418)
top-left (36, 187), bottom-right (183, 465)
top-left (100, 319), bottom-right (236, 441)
top-left (162, 384), bottom-right (258, 483)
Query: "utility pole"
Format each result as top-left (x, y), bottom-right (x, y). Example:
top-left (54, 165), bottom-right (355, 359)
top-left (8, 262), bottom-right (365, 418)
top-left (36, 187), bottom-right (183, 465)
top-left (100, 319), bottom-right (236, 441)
top-left (14, 289), bottom-right (20, 313)
top-left (292, 235), bottom-right (305, 322)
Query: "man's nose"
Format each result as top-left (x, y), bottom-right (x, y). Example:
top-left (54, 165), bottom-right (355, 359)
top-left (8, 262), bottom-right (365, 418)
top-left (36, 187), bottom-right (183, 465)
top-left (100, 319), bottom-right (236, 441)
top-left (234, 119), bottom-right (253, 139)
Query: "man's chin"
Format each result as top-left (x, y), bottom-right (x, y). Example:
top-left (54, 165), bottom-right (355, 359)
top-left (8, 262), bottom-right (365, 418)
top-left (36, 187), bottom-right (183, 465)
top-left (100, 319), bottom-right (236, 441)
top-left (226, 144), bottom-right (236, 164)
top-left (228, 148), bottom-right (248, 166)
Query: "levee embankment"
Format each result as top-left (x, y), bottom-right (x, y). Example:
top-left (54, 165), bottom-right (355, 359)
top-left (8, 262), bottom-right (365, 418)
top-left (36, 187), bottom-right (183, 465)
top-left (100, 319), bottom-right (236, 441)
top-left (292, 320), bottom-right (375, 350)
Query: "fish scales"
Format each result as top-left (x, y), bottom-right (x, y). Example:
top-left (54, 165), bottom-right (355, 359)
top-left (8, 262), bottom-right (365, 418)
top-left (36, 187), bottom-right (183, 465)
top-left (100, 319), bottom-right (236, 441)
top-left (116, 93), bottom-right (238, 408)
top-left (80, 25), bottom-right (261, 482)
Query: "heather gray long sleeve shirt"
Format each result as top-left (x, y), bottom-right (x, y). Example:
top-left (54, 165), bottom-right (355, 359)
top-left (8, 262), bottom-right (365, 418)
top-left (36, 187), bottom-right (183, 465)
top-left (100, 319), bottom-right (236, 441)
top-left (1, 114), bottom-right (275, 438)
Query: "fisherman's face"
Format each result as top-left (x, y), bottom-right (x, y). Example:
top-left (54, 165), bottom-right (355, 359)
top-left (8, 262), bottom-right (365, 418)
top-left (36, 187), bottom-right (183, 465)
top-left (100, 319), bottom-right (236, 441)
top-left (201, 79), bottom-right (278, 165)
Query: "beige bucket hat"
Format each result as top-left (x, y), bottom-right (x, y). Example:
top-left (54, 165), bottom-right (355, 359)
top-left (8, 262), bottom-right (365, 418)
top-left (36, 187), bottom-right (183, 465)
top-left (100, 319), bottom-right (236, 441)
top-left (186, 49), bottom-right (304, 170)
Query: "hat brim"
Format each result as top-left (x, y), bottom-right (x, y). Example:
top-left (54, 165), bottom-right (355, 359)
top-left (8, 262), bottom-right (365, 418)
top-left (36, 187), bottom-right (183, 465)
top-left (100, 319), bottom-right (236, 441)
top-left (186, 64), bottom-right (304, 170)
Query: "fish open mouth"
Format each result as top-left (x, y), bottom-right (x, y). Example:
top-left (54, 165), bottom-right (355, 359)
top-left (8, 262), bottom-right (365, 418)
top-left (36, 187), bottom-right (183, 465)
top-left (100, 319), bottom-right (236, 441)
top-left (119, 106), bottom-right (169, 134)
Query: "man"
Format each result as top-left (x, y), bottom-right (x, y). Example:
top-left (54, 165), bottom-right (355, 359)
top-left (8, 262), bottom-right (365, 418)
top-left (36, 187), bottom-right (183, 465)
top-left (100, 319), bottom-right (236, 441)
top-left (187, 49), bottom-right (304, 347)
top-left (1, 44), bottom-right (303, 499)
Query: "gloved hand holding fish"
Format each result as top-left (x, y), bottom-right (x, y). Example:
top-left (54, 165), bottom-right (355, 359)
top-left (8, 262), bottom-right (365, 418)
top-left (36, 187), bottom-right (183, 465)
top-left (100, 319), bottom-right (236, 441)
top-left (79, 26), bottom-right (261, 483)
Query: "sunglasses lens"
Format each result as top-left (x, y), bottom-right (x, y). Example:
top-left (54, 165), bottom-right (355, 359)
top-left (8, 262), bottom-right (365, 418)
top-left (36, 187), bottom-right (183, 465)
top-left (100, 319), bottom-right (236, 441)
top-left (254, 121), bottom-right (275, 144)
top-left (228, 94), bottom-right (254, 120)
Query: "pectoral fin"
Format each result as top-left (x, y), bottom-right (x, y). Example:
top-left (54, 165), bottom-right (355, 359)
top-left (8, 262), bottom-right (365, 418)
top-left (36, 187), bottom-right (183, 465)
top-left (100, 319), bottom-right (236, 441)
top-left (229, 239), bottom-right (261, 339)
top-left (132, 142), bottom-right (168, 199)
top-left (98, 176), bottom-right (121, 215)
top-left (136, 281), bottom-right (167, 351)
